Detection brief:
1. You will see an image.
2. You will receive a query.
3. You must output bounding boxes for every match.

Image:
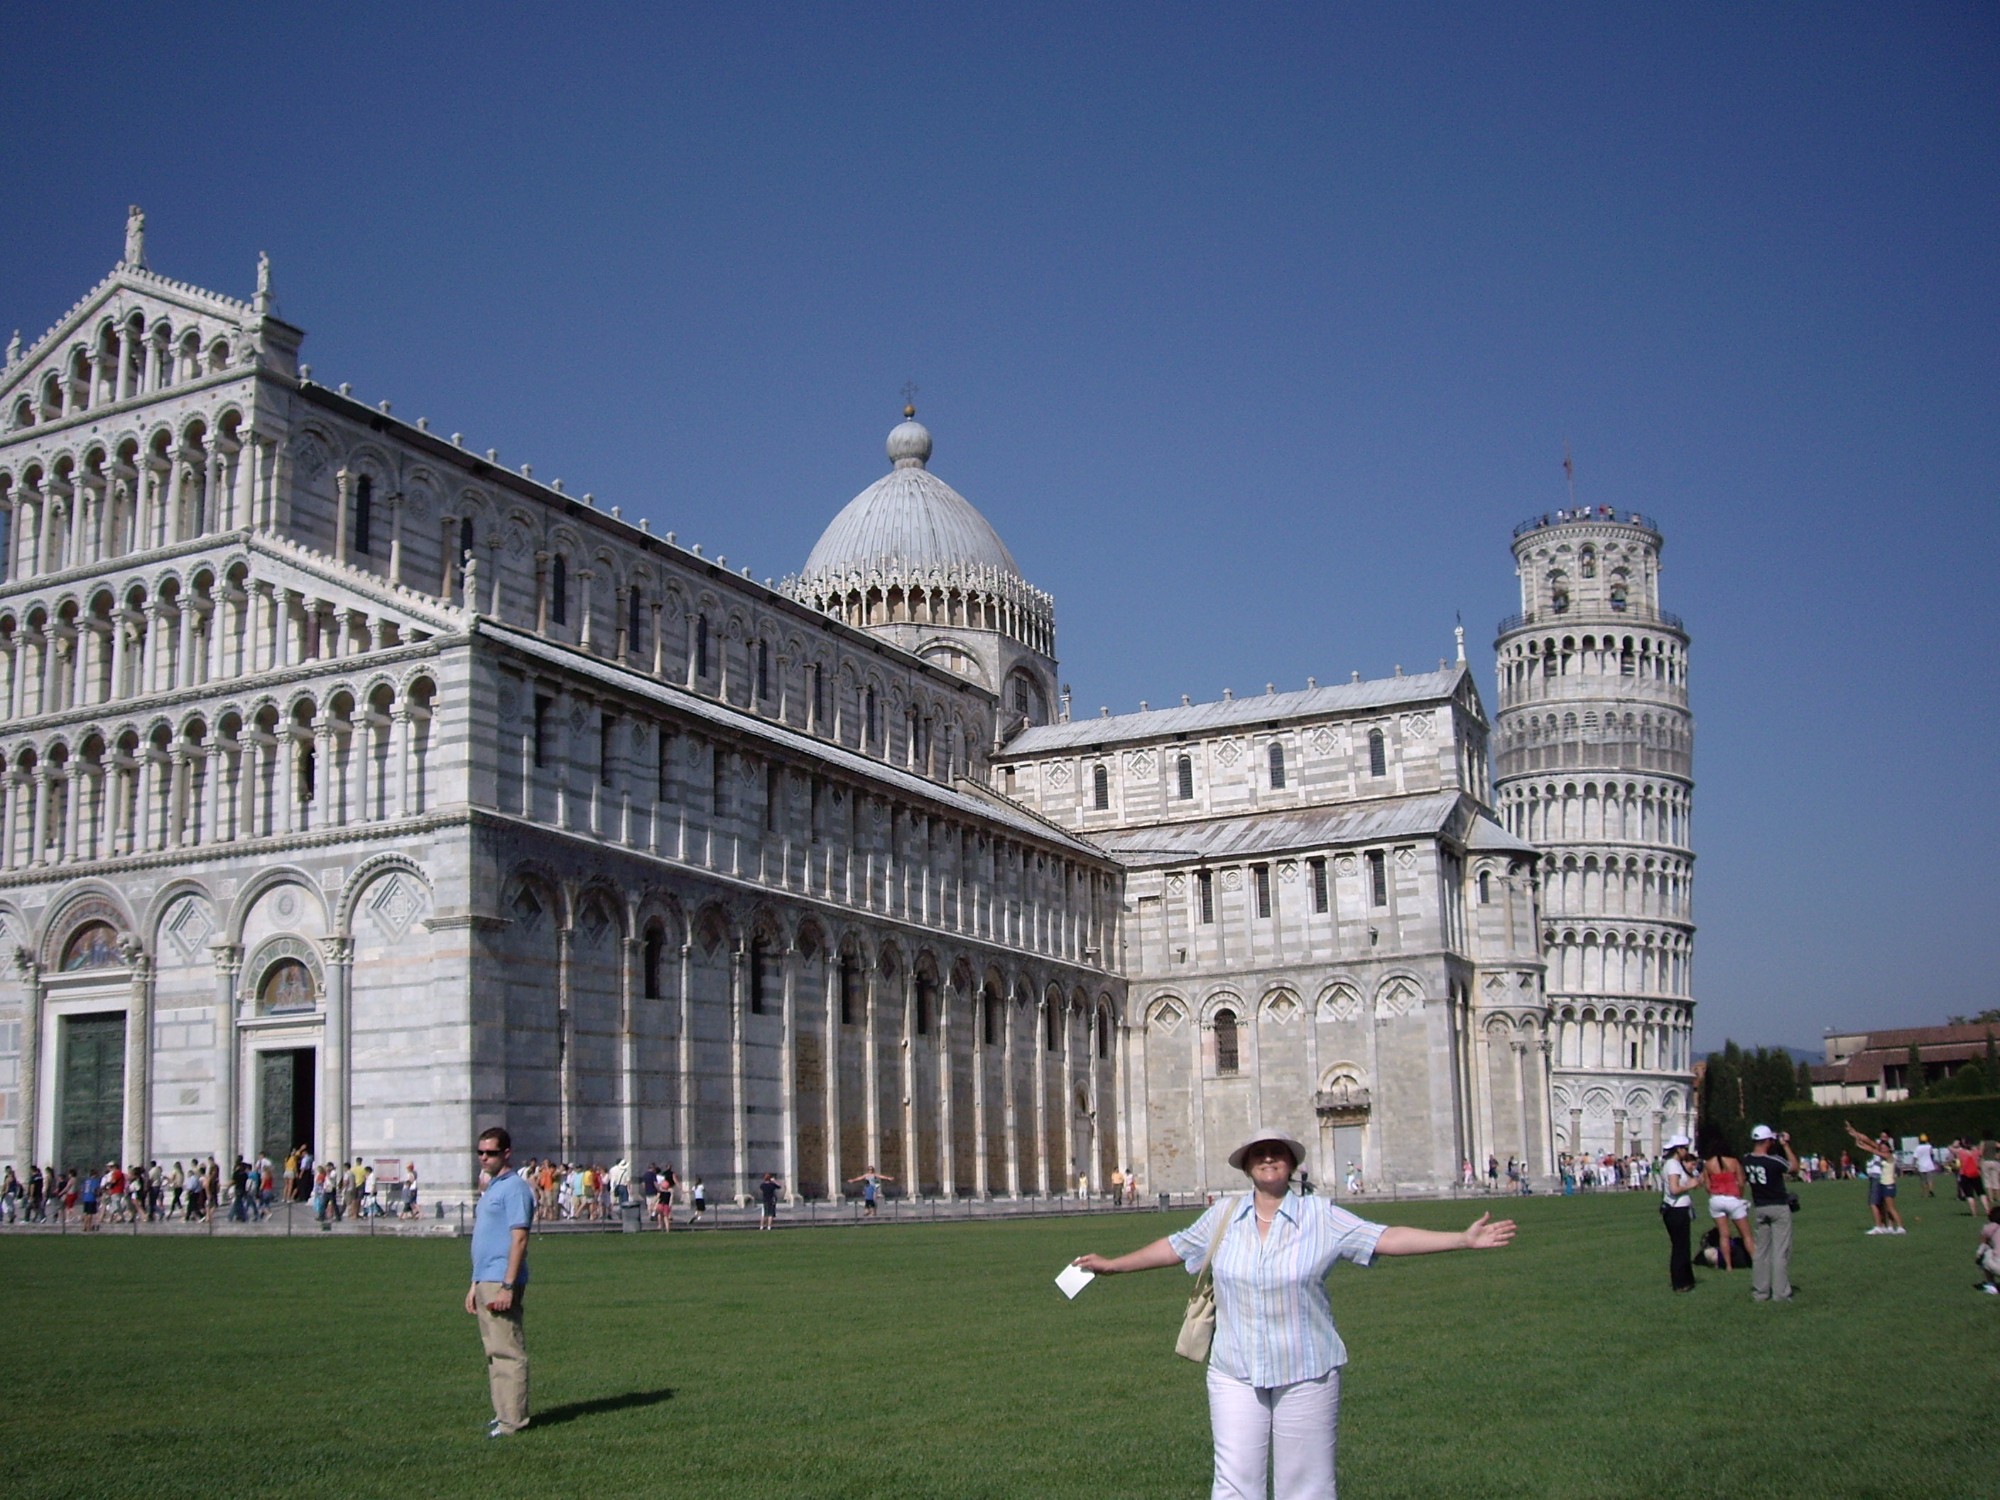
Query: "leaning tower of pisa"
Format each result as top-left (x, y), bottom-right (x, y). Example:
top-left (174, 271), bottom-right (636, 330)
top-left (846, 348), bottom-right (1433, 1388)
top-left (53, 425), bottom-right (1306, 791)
top-left (1493, 505), bottom-right (1696, 1160)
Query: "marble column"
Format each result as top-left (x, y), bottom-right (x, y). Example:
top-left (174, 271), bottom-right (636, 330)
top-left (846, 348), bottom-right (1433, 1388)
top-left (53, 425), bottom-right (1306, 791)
top-left (676, 943), bottom-right (694, 1172)
top-left (822, 960), bottom-right (841, 1202)
top-left (862, 963), bottom-right (881, 1178)
top-left (937, 982), bottom-right (955, 1199)
top-left (122, 944), bottom-right (154, 1165)
top-left (333, 469), bottom-right (352, 563)
top-left (212, 946), bottom-right (242, 1164)
top-left (780, 944), bottom-right (798, 1204)
top-left (619, 935), bottom-right (639, 1169)
top-left (556, 923), bottom-right (574, 1162)
top-left (16, 956), bottom-right (43, 1166)
top-left (1033, 998), bottom-right (1050, 1195)
top-left (1003, 991), bottom-right (1020, 1197)
top-left (730, 944), bottom-right (748, 1203)
top-left (317, 936), bottom-right (350, 1172)
top-left (900, 968), bottom-right (918, 1195)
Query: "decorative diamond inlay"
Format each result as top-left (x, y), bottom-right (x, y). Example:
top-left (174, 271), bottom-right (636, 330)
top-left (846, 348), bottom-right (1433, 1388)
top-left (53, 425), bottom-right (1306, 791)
top-left (163, 896), bottom-right (214, 962)
top-left (367, 875), bottom-right (424, 943)
top-left (511, 886), bottom-right (544, 933)
top-left (1318, 986), bottom-right (1362, 1022)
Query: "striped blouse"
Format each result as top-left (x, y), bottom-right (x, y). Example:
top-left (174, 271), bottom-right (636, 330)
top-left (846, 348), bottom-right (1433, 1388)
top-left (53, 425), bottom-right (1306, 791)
top-left (1168, 1192), bottom-right (1385, 1387)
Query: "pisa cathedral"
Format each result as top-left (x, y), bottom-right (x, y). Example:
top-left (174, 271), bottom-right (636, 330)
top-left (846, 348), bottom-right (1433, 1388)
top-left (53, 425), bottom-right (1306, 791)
top-left (0, 213), bottom-right (1693, 1199)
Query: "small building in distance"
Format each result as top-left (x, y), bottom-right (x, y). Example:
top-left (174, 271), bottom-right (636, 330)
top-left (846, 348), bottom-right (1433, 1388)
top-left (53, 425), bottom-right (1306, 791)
top-left (1809, 1022), bottom-right (2000, 1105)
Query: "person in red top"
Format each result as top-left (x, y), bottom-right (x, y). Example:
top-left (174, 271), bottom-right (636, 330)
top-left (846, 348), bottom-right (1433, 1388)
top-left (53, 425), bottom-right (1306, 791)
top-left (1701, 1133), bottom-right (1753, 1271)
top-left (1956, 1138), bottom-right (1990, 1216)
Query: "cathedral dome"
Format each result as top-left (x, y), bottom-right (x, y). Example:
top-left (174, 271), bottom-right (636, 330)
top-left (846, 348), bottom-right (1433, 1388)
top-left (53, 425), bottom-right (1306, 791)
top-left (800, 415), bottom-right (1023, 581)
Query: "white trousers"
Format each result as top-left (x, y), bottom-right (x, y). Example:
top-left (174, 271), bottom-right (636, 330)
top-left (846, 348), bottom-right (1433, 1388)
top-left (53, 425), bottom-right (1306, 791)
top-left (1206, 1365), bottom-right (1342, 1499)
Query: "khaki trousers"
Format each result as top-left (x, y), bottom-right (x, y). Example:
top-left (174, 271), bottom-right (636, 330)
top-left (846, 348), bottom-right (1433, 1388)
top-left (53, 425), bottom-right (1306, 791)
top-left (1751, 1205), bottom-right (1793, 1301)
top-left (474, 1282), bottom-right (530, 1431)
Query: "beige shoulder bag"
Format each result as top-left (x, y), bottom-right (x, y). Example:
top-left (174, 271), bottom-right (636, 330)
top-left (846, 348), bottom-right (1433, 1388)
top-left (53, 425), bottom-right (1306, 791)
top-left (1174, 1196), bottom-right (1241, 1362)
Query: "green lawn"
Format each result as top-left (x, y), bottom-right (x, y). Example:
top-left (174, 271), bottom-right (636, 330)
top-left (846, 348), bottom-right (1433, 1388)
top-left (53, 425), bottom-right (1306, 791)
top-left (2, 1182), bottom-right (1991, 1498)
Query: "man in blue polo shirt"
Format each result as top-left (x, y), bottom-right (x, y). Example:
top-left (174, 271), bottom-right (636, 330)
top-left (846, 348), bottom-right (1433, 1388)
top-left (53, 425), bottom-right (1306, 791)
top-left (465, 1126), bottom-right (535, 1436)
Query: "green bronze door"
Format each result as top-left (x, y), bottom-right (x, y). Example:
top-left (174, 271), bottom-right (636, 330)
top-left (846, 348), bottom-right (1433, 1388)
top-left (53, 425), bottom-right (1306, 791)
top-left (58, 1013), bottom-right (126, 1172)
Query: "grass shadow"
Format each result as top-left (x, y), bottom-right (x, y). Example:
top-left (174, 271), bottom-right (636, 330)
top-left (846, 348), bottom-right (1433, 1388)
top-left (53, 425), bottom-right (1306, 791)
top-left (531, 1387), bottom-right (676, 1427)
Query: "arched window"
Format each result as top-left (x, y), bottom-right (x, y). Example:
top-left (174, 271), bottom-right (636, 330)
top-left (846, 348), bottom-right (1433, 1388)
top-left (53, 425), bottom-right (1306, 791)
top-left (353, 475), bottom-right (373, 555)
top-left (749, 939), bottom-right (773, 1015)
top-left (1096, 1008), bottom-right (1110, 1059)
top-left (916, 977), bottom-right (936, 1036)
top-left (1197, 869), bottom-right (1215, 924)
top-left (1368, 729), bottom-right (1386, 778)
top-left (642, 927), bottom-right (664, 999)
top-left (628, 588), bottom-right (644, 654)
top-left (457, 515), bottom-right (474, 576)
top-left (983, 992), bottom-right (998, 1047)
top-left (1268, 742), bottom-right (1285, 789)
top-left (839, 955), bottom-right (861, 1026)
top-left (1478, 870), bottom-right (1492, 904)
top-left (695, 615), bottom-right (709, 677)
top-left (551, 555), bottom-right (568, 625)
top-left (1177, 754), bottom-right (1194, 801)
top-left (1092, 763), bottom-right (1109, 810)
top-left (1045, 1003), bottom-right (1060, 1052)
top-left (757, 639), bottom-right (770, 700)
top-left (1214, 1009), bottom-right (1239, 1075)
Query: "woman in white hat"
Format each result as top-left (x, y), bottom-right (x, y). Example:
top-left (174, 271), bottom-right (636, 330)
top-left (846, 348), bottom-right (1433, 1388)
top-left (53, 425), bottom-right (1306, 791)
top-left (1659, 1134), bottom-right (1703, 1292)
top-left (1073, 1126), bottom-right (1515, 1499)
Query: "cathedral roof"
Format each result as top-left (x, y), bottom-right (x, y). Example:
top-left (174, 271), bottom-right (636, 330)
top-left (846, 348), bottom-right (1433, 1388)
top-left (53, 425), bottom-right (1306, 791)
top-left (799, 415), bottom-right (1023, 583)
top-left (1001, 666), bottom-right (1474, 754)
top-left (480, 617), bottom-right (1112, 864)
top-left (1083, 792), bottom-right (1504, 865)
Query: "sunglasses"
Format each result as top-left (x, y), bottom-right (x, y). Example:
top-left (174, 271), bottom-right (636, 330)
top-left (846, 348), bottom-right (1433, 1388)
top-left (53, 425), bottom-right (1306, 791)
top-left (476, 1148), bottom-right (505, 1158)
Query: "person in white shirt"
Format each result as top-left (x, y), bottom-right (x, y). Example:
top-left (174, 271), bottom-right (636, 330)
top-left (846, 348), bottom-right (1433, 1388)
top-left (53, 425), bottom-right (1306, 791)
top-left (1660, 1135), bottom-right (1703, 1292)
top-left (1073, 1127), bottom-right (1515, 1499)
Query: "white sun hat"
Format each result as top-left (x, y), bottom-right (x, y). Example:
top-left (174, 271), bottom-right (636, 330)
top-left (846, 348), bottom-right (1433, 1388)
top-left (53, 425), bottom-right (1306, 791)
top-left (1227, 1128), bottom-right (1309, 1173)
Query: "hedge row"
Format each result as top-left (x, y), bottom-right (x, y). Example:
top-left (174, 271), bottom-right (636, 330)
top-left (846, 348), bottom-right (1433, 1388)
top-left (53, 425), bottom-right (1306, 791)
top-left (1778, 1095), bottom-right (2000, 1159)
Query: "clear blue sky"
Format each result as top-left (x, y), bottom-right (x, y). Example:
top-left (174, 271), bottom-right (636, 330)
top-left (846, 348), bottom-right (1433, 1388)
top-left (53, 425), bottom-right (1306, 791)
top-left (7, 5), bottom-right (1996, 1050)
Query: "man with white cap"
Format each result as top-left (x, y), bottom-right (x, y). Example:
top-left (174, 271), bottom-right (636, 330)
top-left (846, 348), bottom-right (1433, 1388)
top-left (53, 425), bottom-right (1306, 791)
top-left (1659, 1134), bottom-right (1703, 1293)
top-left (1072, 1125), bottom-right (1515, 1498)
top-left (1741, 1125), bottom-right (1802, 1302)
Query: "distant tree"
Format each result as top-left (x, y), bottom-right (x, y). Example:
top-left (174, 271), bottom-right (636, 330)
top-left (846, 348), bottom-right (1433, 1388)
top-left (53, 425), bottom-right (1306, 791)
top-left (1700, 1042), bottom-right (1747, 1156)
top-left (1797, 1058), bottom-right (1815, 1099)
top-left (1742, 1046), bottom-right (1801, 1132)
top-left (1946, 1008), bottom-right (2000, 1025)
top-left (1905, 1042), bottom-right (1925, 1099)
top-left (1950, 1056), bottom-right (1991, 1096)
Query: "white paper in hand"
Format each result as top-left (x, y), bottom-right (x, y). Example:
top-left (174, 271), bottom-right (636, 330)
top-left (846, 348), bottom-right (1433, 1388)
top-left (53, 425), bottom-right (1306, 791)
top-left (1055, 1263), bottom-right (1095, 1300)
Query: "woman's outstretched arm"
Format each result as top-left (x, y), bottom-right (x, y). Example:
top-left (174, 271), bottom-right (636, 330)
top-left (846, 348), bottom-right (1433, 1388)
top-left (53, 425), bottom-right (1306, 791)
top-left (1375, 1212), bottom-right (1516, 1257)
top-left (1073, 1237), bottom-right (1185, 1275)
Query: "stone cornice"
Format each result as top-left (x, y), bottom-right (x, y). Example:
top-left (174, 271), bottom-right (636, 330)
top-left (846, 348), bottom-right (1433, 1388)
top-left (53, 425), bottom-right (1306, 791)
top-left (0, 809), bottom-right (465, 893)
top-left (0, 633), bottom-right (461, 743)
top-left (0, 364), bottom-right (269, 455)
